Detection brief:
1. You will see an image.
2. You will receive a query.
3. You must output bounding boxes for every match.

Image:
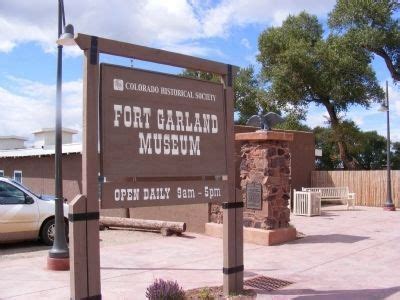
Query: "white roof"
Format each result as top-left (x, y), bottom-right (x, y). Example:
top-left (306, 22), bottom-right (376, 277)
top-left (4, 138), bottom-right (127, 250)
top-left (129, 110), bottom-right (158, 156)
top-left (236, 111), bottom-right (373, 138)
top-left (33, 128), bottom-right (78, 134)
top-left (0, 143), bottom-right (82, 158)
top-left (0, 136), bottom-right (28, 141)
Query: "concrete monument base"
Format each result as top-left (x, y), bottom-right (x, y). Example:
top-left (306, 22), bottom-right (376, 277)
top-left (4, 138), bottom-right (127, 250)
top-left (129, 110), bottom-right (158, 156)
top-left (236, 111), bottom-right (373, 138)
top-left (205, 222), bottom-right (297, 246)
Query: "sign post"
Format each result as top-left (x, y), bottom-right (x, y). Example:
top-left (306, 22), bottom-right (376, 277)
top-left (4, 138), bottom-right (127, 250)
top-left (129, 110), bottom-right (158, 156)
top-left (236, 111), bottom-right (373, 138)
top-left (69, 38), bottom-right (101, 299)
top-left (222, 67), bottom-right (243, 294)
top-left (70, 33), bottom-right (242, 299)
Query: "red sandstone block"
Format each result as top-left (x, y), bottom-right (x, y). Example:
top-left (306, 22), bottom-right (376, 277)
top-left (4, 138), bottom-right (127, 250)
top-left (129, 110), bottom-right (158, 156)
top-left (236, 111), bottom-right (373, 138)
top-left (205, 223), bottom-right (297, 246)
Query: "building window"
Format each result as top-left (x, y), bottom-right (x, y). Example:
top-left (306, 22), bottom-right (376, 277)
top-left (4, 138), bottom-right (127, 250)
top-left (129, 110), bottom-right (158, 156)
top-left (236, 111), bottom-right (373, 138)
top-left (0, 170), bottom-right (4, 177)
top-left (14, 170), bottom-right (22, 183)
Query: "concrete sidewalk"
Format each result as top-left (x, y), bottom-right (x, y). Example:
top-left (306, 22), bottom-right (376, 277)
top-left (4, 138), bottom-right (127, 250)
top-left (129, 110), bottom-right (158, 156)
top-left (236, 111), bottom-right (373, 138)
top-left (0, 205), bottom-right (399, 299)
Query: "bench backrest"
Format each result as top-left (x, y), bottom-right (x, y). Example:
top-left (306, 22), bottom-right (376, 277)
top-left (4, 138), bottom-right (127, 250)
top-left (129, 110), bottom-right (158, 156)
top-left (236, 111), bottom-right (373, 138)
top-left (302, 187), bottom-right (349, 199)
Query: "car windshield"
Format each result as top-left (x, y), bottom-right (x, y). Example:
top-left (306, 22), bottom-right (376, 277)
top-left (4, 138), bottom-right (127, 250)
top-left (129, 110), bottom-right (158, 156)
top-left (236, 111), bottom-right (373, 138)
top-left (11, 179), bottom-right (40, 198)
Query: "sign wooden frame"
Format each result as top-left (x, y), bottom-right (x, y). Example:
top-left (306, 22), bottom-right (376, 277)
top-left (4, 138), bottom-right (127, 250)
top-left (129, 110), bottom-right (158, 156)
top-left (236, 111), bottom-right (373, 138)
top-left (99, 64), bottom-right (228, 180)
top-left (69, 33), bottom-right (243, 299)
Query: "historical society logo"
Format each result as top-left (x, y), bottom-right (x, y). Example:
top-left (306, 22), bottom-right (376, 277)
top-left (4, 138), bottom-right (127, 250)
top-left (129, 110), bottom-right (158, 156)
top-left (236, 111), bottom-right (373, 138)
top-left (113, 79), bottom-right (124, 91)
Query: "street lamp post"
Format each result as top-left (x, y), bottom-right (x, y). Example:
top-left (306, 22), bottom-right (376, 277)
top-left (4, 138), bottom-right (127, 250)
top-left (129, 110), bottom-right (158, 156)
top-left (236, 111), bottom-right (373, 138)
top-left (379, 81), bottom-right (396, 211)
top-left (47, 0), bottom-right (75, 270)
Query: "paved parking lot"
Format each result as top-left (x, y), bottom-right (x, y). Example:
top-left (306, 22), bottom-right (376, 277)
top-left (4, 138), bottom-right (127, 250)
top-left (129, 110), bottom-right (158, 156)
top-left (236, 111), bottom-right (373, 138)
top-left (1, 205), bottom-right (399, 299)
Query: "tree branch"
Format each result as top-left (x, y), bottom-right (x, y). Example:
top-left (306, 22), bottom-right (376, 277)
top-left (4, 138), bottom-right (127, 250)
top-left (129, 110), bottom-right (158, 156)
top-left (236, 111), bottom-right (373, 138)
top-left (369, 47), bottom-right (400, 82)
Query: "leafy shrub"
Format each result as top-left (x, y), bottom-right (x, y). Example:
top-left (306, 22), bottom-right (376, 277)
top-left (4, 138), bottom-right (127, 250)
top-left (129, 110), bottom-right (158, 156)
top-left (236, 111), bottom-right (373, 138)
top-left (145, 278), bottom-right (185, 300)
top-left (198, 287), bottom-right (214, 300)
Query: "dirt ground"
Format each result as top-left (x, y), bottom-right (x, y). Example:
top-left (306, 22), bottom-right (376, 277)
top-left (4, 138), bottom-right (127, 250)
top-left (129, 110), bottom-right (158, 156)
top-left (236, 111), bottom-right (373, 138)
top-left (1, 206), bottom-right (400, 299)
top-left (0, 228), bottom-right (165, 261)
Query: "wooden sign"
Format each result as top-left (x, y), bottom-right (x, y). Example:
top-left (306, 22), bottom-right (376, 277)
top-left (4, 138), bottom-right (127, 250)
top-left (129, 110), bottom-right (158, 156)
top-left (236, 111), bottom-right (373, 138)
top-left (70, 33), bottom-right (241, 300)
top-left (246, 182), bottom-right (262, 210)
top-left (100, 64), bottom-right (227, 178)
top-left (101, 180), bottom-right (227, 209)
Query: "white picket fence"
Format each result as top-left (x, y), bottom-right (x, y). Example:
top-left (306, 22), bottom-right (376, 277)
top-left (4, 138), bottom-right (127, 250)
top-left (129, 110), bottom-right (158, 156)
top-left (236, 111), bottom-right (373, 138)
top-left (293, 190), bottom-right (321, 217)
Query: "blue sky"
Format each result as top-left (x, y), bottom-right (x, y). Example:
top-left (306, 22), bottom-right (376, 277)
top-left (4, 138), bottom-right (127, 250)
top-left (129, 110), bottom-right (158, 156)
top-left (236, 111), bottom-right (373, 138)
top-left (0, 0), bottom-right (399, 144)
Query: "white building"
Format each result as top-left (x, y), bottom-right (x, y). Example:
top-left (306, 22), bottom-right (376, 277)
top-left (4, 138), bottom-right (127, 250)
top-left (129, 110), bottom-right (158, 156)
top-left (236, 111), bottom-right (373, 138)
top-left (33, 128), bottom-right (78, 148)
top-left (0, 136), bottom-right (27, 150)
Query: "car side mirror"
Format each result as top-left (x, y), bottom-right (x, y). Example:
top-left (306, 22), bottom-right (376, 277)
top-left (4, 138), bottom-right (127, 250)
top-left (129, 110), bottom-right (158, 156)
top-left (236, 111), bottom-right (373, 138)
top-left (25, 195), bottom-right (34, 204)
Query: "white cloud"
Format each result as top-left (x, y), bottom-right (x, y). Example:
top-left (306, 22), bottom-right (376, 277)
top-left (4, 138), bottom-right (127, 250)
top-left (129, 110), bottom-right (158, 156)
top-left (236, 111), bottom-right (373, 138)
top-left (368, 81), bottom-right (400, 141)
top-left (0, 76), bottom-right (82, 143)
top-left (344, 106), bottom-right (379, 128)
top-left (304, 81), bottom-right (400, 142)
top-left (161, 42), bottom-right (225, 58)
top-left (0, 0), bottom-right (203, 55)
top-left (202, 0), bottom-right (336, 37)
top-left (240, 38), bottom-right (251, 49)
top-left (386, 83), bottom-right (400, 142)
top-left (0, 0), bottom-right (351, 142)
top-left (245, 50), bottom-right (260, 65)
top-left (306, 110), bottom-right (329, 128)
top-left (0, 0), bottom-right (336, 57)
top-left (388, 83), bottom-right (400, 116)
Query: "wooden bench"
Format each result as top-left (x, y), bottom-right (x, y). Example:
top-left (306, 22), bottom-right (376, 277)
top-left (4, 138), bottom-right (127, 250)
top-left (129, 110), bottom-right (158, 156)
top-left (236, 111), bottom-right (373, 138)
top-left (293, 189), bottom-right (321, 216)
top-left (302, 187), bottom-right (355, 210)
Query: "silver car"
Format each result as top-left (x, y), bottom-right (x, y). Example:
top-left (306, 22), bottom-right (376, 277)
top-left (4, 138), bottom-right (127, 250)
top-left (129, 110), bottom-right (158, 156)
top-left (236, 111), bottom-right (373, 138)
top-left (0, 177), bottom-right (69, 245)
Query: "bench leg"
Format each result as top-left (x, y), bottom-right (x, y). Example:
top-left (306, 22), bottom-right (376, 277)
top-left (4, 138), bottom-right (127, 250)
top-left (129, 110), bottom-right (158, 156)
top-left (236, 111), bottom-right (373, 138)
top-left (347, 199), bottom-right (355, 210)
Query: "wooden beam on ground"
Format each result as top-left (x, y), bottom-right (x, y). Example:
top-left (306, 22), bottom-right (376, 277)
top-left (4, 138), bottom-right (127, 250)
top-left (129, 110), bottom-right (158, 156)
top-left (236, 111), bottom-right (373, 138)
top-left (99, 217), bottom-right (186, 234)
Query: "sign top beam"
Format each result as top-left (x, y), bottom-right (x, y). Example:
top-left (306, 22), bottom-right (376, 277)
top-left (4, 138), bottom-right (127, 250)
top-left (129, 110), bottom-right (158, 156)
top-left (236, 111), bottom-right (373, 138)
top-left (74, 33), bottom-right (238, 75)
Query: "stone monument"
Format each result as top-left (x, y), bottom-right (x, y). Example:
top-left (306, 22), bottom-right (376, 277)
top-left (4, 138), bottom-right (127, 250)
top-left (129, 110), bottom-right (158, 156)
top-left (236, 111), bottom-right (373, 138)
top-left (207, 129), bottom-right (297, 246)
top-left (236, 130), bottom-right (296, 245)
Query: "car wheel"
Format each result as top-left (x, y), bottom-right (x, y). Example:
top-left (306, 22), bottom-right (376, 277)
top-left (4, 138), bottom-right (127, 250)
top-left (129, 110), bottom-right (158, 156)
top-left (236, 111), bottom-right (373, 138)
top-left (40, 218), bottom-right (55, 246)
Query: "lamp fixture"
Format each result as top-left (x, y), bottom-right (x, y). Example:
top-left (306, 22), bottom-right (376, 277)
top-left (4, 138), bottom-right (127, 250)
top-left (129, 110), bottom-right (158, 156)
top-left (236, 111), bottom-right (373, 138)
top-left (57, 24), bottom-right (75, 46)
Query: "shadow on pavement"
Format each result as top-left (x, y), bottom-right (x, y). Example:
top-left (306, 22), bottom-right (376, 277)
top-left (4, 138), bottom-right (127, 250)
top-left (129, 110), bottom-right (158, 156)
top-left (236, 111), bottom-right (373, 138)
top-left (260, 286), bottom-right (400, 299)
top-left (101, 267), bottom-right (276, 275)
top-left (318, 212), bottom-right (339, 217)
top-left (294, 234), bottom-right (369, 244)
top-left (324, 209), bottom-right (364, 212)
top-left (178, 234), bottom-right (196, 239)
top-left (0, 240), bottom-right (49, 256)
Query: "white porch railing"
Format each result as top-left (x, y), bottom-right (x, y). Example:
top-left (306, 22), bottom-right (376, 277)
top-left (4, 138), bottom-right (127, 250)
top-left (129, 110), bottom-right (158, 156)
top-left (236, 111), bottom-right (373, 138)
top-left (293, 190), bottom-right (321, 217)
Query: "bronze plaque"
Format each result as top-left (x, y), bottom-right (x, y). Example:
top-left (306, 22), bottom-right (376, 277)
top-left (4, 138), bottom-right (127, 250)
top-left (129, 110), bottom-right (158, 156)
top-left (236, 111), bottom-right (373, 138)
top-left (246, 183), bottom-right (262, 210)
top-left (101, 180), bottom-right (227, 208)
top-left (100, 64), bottom-right (227, 178)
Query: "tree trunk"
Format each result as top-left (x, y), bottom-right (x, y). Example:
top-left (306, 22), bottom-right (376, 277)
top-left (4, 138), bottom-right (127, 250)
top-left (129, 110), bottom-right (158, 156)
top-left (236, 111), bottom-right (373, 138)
top-left (322, 100), bottom-right (358, 170)
top-left (99, 216), bottom-right (186, 234)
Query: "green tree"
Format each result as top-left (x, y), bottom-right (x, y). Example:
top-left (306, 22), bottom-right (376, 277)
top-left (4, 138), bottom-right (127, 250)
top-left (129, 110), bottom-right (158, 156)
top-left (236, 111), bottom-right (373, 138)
top-left (181, 67), bottom-right (305, 128)
top-left (234, 66), bottom-right (276, 124)
top-left (355, 131), bottom-right (387, 169)
top-left (180, 69), bottom-right (220, 82)
top-left (314, 126), bottom-right (341, 170)
top-left (314, 121), bottom-right (388, 170)
top-left (257, 12), bottom-right (384, 169)
top-left (314, 121), bottom-right (362, 170)
top-left (329, 0), bottom-right (400, 82)
top-left (392, 142), bottom-right (400, 169)
top-left (274, 113), bottom-right (311, 132)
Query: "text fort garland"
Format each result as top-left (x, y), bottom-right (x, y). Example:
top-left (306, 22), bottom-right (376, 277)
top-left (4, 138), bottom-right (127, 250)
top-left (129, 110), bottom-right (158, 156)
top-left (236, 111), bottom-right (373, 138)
top-left (113, 105), bottom-right (219, 156)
